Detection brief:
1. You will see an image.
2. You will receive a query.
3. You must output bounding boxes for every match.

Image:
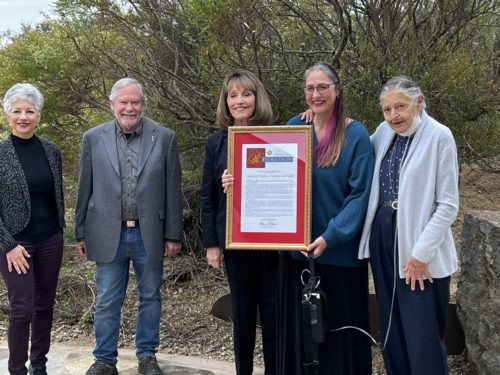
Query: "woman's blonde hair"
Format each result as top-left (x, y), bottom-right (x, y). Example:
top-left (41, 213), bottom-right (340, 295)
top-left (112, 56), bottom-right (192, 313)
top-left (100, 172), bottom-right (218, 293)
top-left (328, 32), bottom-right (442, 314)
top-left (216, 70), bottom-right (273, 129)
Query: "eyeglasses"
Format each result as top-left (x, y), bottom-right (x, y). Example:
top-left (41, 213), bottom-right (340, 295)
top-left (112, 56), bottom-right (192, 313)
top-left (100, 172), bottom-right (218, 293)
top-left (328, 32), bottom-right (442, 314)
top-left (303, 82), bottom-right (336, 95)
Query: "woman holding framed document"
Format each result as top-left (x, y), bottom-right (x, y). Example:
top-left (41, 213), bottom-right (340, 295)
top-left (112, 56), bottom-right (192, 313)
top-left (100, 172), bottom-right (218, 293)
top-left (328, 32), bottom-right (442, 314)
top-left (278, 62), bottom-right (374, 374)
top-left (200, 70), bottom-right (278, 375)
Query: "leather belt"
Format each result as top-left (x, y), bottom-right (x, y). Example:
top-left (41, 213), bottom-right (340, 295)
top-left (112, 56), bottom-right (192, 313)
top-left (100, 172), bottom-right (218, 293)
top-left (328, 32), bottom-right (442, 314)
top-left (124, 220), bottom-right (139, 228)
top-left (380, 200), bottom-right (398, 210)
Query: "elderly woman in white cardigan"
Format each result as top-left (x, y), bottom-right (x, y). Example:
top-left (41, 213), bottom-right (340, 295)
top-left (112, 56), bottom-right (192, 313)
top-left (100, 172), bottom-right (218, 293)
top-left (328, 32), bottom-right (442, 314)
top-left (358, 76), bottom-right (459, 375)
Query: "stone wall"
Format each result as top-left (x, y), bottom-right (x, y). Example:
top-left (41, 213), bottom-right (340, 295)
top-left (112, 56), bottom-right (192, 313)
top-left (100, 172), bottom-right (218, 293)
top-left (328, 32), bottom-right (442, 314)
top-left (456, 211), bottom-right (500, 375)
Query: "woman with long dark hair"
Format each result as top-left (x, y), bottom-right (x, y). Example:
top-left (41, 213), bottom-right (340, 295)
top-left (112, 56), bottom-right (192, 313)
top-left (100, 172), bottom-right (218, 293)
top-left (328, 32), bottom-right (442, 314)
top-left (278, 62), bottom-right (374, 374)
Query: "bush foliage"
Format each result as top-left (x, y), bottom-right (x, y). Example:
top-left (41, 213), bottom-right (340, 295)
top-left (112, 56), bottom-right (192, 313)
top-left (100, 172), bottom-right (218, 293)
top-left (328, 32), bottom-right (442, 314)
top-left (1, 0), bottom-right (498, 255)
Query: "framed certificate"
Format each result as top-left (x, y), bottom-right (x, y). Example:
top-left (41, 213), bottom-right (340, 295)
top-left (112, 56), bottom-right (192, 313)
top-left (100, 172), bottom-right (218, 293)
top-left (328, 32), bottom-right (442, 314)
top-left (226, 125), bottom-right (312, 250)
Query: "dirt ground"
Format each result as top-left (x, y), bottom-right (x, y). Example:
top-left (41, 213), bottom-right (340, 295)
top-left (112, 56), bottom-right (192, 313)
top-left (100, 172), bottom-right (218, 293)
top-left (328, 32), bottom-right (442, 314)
top-left (0, 165), bottom-right (498, 374)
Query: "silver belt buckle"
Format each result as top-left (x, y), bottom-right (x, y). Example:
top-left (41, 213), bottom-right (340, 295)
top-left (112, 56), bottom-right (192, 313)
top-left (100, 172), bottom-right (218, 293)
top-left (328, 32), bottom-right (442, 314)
top-left (391, 200), bottom-right (398, 210)
top-left (126, 220), bottom-right (136, 228)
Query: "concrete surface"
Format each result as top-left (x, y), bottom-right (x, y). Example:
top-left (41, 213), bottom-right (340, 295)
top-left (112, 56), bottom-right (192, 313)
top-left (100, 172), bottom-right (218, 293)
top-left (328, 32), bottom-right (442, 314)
top-left (0, 341), bottom-right (265, 374)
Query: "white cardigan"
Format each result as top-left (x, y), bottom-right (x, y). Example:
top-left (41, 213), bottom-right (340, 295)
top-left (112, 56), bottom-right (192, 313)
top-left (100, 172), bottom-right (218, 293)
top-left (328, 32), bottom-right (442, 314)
top-left (358, 111), bottom-right (459, 278)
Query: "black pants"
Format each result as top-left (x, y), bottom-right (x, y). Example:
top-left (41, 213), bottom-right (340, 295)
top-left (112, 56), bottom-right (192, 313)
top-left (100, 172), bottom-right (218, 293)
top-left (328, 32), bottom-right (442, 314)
top-left (370, 206), bottom-right (450, 375)
top-left (277, 254), bottom-right (372, 375)
top-left (225, 250), bottom-right (278, 375)
top-left (0, 231), bottom-right (63, 375)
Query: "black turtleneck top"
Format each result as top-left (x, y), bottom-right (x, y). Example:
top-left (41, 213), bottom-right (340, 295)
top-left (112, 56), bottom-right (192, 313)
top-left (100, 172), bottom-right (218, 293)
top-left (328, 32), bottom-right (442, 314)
top-left (11, 134), bottom-right (59, 243)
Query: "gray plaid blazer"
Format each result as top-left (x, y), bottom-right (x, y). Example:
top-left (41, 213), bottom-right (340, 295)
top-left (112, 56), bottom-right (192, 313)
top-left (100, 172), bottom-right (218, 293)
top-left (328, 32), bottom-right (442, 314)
top-left (0, 135), bottom-right (65, 252)
top-left (75, 118), bottom-right (183, 263)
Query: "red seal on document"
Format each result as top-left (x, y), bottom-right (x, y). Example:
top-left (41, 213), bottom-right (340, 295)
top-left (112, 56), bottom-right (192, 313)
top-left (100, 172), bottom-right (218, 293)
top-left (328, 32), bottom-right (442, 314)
top-left (246, 148), bottom-right (265, 168)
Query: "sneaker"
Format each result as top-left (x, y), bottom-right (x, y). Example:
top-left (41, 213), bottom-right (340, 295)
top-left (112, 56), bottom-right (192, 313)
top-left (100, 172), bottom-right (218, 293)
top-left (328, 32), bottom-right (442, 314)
top-left (28, 364), bottom-right (47, 375)
top-left (138, 355), bottom-right (163, 375)
top-left (85, 360), bottom-right (118, 375)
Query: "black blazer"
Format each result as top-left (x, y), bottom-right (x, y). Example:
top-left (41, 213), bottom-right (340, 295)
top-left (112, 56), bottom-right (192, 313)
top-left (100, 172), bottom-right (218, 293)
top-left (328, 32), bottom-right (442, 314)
top-left (200, 130), bottom-right (228, 249)
top-left (0, 135), bottom-right (65, 252)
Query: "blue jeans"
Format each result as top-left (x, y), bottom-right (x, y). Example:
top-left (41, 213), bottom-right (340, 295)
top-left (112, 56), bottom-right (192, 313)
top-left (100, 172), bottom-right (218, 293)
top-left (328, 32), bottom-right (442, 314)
top-left (93, 225), bottom-right (163, 363)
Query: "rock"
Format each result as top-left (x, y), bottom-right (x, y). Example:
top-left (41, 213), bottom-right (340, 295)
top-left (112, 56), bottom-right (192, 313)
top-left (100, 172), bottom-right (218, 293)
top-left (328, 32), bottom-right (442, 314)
top-left (211, 294), bottom-right (232, 322)
top-left (211, 293), bottom-right (261, 325)
top-left (456, 211), bottom-right (500, 375)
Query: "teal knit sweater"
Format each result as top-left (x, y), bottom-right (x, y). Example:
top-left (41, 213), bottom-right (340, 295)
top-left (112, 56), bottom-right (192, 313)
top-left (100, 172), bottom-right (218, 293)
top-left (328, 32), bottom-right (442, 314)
top-left (288, 115), bottom-right (374, 267)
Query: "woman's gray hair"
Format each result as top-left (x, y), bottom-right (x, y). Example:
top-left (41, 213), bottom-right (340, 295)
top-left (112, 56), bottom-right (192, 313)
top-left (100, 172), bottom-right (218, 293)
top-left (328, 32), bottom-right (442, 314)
top-left (380, 75), bottom-right (426, 108)
top-left (303, 62), bottom-right (340, 85)
top-left (109, 78), bottom-right (146, 102)
top-left (3, 83), bottom-right (44, 113)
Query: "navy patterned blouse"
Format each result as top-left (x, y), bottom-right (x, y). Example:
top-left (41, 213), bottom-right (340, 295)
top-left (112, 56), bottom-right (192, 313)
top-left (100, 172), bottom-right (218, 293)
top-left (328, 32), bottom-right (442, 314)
top-left (379, 135), bottom-right (413, 205)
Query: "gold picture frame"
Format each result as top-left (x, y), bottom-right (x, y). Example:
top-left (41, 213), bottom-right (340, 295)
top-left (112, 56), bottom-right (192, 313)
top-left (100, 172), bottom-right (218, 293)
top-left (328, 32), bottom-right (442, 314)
top-left (226, 125), bottom-right (312, 250)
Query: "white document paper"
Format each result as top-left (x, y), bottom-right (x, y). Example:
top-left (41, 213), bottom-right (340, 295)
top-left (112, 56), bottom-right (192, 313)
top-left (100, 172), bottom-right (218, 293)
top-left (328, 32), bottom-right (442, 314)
top-left (240, 143), bottom-right (297, 233)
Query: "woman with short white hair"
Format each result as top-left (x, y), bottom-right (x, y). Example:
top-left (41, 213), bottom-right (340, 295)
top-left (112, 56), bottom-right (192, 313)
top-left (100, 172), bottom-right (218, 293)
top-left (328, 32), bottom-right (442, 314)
top-left (359, 75), bottom-right (459, 375)
top-left (0, 83), bottom-right (65, 375)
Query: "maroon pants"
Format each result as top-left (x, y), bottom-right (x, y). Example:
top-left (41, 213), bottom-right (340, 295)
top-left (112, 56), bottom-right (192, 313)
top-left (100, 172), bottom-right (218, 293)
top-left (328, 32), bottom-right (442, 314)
top-left (0, 231), bottom-right (63, 375)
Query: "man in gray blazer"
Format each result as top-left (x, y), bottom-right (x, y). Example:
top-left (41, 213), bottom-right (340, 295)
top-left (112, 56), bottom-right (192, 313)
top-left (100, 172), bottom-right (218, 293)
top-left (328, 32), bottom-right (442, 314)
top-left (75, 78), bottom-right (183, 375)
